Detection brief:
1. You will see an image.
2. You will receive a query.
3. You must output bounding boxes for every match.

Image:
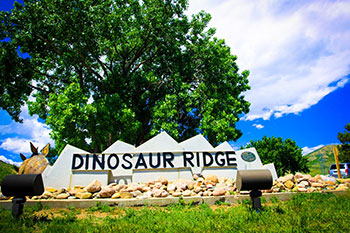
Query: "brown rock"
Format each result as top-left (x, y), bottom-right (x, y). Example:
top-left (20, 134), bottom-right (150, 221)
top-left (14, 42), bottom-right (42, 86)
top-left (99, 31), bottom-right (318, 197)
top-left (213, 188), bottom-right (226, 196)
top-left (187, 182), bottom-right (195, 190)
top-left (161, 190), bottom-right (169, 197)
top-left (279, 174), bottom-right (294, 183)
top-left (205, 174), bottom-right (219, 185)
top-left (153, 189), bottom-right (162, 197)
top-left (84, 180), bottom-right (102, 193)
top-left (45, 187), bottom-right (58, 193)
top-left (157, 177), bottom-right (168, 185)
top-left (115, 184), bottom-right (126, 192)
top-left (311, 182), bottom-right (324, 188)
top-left (99, 186), bottom-right (115, 198)
top-left (76, 192), bottom-right (92, 199)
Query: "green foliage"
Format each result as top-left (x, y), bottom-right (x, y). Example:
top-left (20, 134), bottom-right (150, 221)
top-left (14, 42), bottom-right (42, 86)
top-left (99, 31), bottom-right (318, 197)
top-left (338, 123), bottom-right (350, 163)
top-left (0, 0), bottom-right (250, 154)
top-left (0, 193), bottom-right (350, 232)
top-left (242, 136), bottom-right (309, 176)
top-left (0, 161), bottom-right (17, 183)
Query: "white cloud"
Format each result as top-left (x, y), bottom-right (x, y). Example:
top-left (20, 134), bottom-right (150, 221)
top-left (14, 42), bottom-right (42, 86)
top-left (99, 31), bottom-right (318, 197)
top-left (0, 105), bottom-right (54, 156)
top-left (302, 144), bottom-right (324, 155)
top-left (253, 124), bottom-right (264, 129)
top-left (0, 155), bottom-right (22, 167)
top-left (188, 0), bottom-right (350, 120)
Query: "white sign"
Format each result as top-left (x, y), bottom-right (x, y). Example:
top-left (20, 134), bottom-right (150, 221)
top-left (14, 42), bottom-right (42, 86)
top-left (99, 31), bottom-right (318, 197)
top-left (42, 132), bottom-right (278, 189)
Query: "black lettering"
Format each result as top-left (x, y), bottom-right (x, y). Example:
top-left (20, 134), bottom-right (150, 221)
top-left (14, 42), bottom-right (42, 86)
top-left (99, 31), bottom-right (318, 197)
top-left (72, 154), bottom-right (84, 169)
top-left (203, 152), bottom-right (214, 167)
top-left (226, 151), bottom-right (237, 166)
top-left (215, 152), bottom-right (226, 166)
top-left (135, 153), bottom-right (147, 169)
top-left (163, 152), bottom-right (174, 168)
top-left (183, 152), bottom-right (195, 167)
top-left (93, 154), bottom-right (105, 170)
top-left (196, 152), bottom-right (200, 167)
top-left (85, 154), bottom-right (90, 170)
top-left (122, 153), bottom-right (133, 169)
top-left (149, 153), bottom-right (161, 168)
top-left (107, 154), bottom-right (119, 169)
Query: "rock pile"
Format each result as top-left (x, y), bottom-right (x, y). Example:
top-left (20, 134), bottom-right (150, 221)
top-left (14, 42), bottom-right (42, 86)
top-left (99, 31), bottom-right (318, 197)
top-left (0, 173), bottom-right (349, 200)
top-left (265, 173), bottom-right (350, 193)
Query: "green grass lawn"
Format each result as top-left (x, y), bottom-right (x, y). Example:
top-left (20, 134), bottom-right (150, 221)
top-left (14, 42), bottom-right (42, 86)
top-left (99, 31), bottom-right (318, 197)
top-left (1, 192), bottom-right (350, 232)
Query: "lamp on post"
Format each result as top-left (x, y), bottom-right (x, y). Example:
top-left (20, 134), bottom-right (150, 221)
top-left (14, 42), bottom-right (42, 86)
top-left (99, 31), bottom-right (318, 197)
top-left (236, 169), bottom-right (273, 211)
top-left (1, 174), bottom-right (44, 218)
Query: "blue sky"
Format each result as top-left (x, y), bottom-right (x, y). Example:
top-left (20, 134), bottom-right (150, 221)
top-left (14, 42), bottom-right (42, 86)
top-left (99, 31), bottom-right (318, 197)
top-left (1, 0), bottom-right (350, 166)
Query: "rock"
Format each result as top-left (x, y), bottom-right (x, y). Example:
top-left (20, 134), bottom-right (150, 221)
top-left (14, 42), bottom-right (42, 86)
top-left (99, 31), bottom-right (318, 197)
top-left (74, 185), bottom-right (85, 189)
top-left (284, 180), bottom-right (294, 189)
top-left (45, 187), bottom-right (58, 193)
top-left (179, 183), bottom-right (188, 191)
top-left (213, 188), bottom-right (226, 196)
top-left (308, 177), bottom-right (317, 184)
top-left (161, 190), bottom-right (169, 197)
top-left (336, 184), bottom-right (348, 191)
top-left (279, 174), bottom-right (294, 183)
top-left (84, 180), bottom-right (102, 193)
top-left (325, 181), bottom-right (336, 186)
top-left (92, 193), bottom-right (100, 199)
top-left (292, 186), bottom-right (298, 192)
top-left (188, 182), bottom-right (195, 190)
top-left (76, 192), bottom-right (92, 199)
top-left (298, 188), bottom-right (307, 192)
top-left (297, 184), bottom-right (306, 189)
top-left (41, 191), bottom-right (54, 199)
top-left (143, 191), bottom-right (153, 198)
top-left (202, 191), bottom-right (209, 196)
top-left (307, 187), bottom-right (317, 193)
top-left (157, 177), bottom-right (168, 185)
top-left (197, 177), bottom-right (204, 183)
top-left (132, 191), bottom-right (143, 197)
top-left (311, 183), bottom-right (324, 188)
top-left (154, 182), bottom-right (162, 189)
top-left (205, 174), bottom-right (219, 185)
top-left (111, 192), bottom-right (121, 199)
top-left (153, 189), bottom-right (162, 197)
top-left (194, 187), bottom-right (202, 193)
top-left (172, 192), bottom-right (182, 197)
top-left (99, 186), bottom-right (115, 198)
top-left (167, 184), bottom-right (176, 192)
top-left (58, 188), bottom-right (68, 194)
top-left (206, 184), bottom-right (214, 189)
top-left (0, 193), bottom-right (9, 200)
top-left (146, 181), bottom-right (155, 186)
top-left (294, 173), bottom-right (304, 180)
top-left (299, 181), bottom-right (309, 186)
top-left (193, 174), bottom-right (199, 180)
top-left (182, 190), bottom-right (191, 197)
top-left (115, 184), bottom-right (126, 192)
top-left (56, 193), bottom-right (70, 199)
top-left (272, 188), bottom-right (280, 192)
top-left (120, 191), bottom-right (133, 199)
top-left (68, 196), bottom-right (77, 199)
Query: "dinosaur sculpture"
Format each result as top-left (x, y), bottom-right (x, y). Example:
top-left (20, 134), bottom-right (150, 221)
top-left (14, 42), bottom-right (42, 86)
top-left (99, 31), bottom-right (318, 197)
top-left (19, 142), bottom-right (50, 174)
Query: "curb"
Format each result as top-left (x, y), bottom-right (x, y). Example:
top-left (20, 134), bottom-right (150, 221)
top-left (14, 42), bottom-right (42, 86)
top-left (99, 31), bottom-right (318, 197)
top-left (0, 190), bottom-right (347, 210)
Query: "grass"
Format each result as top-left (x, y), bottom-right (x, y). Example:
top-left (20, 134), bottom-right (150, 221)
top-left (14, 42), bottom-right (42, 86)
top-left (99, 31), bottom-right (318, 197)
top-left (1, 192), bottom-right (350, 232)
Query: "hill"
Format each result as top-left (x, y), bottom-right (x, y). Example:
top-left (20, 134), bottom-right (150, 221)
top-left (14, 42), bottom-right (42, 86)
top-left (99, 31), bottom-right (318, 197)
top-left (0, 161), bottom-right (18, 184)
top-left (304, 144), bottom-right (338, 176)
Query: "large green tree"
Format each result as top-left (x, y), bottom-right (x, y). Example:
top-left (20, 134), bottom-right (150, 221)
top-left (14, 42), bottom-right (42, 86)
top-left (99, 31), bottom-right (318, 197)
top-left (242, 136), bottom-right (309, 176)
top-left (338, 123), bottom-right (350, 163)
top-left (0, 0), bottom-right (250, 153)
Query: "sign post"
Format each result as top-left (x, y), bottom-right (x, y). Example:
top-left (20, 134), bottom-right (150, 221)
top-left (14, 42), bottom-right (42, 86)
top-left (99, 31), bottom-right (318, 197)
top-left (333, 147), bottom-right (342, 178)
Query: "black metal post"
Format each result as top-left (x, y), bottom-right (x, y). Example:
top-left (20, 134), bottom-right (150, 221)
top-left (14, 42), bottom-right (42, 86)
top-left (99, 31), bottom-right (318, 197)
top-left (249, 190), bottom-right (262, 211)
top-left (12, 197), bottom-right (26, 218)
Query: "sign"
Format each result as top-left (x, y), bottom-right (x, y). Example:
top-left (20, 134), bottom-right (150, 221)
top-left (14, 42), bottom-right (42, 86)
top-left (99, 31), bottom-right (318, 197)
top-left (41, 132), bottom-right (278, 189)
